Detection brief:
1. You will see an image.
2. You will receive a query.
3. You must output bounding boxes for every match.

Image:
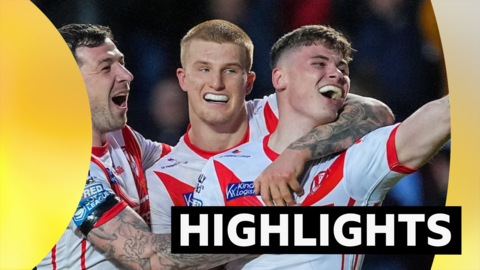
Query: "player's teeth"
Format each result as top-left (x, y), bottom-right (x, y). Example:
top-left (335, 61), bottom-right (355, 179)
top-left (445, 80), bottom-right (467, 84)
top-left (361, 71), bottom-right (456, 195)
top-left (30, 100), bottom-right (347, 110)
top-left (319, 85), bottom-right (342, 100)
top-left (205, 94), bottom-right (228, 102)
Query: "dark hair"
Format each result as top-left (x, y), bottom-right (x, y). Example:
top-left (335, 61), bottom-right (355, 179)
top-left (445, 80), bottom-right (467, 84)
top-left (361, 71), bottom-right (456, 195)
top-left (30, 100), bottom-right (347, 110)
top-left (58, 24), bottom-right (114, 64)
top-left (270, 25), bottom-right (354, 70)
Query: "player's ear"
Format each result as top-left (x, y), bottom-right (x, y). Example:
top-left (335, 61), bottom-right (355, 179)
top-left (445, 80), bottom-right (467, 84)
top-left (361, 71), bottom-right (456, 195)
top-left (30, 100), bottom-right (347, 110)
top-left (245, 71), bottom-right (256, 95)
top-left (272, 68), bottom-right (286, 91)
top-left (176, 68), bottom-right (187, 92)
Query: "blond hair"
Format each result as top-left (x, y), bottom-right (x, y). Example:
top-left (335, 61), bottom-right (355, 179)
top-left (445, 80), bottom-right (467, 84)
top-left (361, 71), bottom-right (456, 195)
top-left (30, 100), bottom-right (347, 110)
top-left (180, 20), bottom-right (254, 71)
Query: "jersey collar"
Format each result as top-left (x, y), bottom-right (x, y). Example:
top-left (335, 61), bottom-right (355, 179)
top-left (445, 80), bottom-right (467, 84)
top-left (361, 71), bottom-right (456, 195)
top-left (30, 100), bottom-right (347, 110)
top-left (184, 124), bottom-right (250, 160)
top-left (92, 141), bottom-right (109, 157)
top-left (263, 134), bottom-right (280, 161)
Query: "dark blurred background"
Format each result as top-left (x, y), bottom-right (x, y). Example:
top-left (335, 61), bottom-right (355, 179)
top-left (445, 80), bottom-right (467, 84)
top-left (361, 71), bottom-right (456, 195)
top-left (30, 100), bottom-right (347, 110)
top-left (32, 1), bottom-right (450, 269)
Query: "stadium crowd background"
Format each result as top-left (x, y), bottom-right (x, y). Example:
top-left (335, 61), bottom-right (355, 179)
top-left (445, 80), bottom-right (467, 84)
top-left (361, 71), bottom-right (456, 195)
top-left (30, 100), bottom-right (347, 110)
top-left (33, 1), bottom-right (450, 269)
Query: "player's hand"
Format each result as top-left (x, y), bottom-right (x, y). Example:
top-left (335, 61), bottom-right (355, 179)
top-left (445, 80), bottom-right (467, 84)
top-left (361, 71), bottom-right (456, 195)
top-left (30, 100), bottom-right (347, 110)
top-left (253, 148), bottom-right (307, 206)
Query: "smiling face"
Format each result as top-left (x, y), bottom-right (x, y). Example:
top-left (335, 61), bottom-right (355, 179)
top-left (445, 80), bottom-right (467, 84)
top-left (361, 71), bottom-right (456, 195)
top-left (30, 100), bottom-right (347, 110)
top-left (177, 39), bottom-right (255, 129)
top-left (274, 42), bottom-right (350, 125)
top-left (76, 38), bottom-right (134, 137)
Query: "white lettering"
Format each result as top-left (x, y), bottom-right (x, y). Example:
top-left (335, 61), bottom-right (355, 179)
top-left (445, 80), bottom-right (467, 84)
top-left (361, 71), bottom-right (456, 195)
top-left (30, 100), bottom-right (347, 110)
top-left (320, 214), bottom-right (329, 246)
top-left (214, 214), bottom-right (223, 246)
top-left (428, 214), bottom-right (451, 247)
top-left (261, 214), bottom-right (288, 246)
top-left (294, 214), bottom-right (316, 246)
top-left (334, 214), bottom-right (361, 247)
top-left (180, 214), bottom-right (208, 246)
top-left (367, 214), bottom-right (395, 246)
top-left (398, 214), bottom-right (425, 246)
top-left (228, 214), bottom-right (255, 247)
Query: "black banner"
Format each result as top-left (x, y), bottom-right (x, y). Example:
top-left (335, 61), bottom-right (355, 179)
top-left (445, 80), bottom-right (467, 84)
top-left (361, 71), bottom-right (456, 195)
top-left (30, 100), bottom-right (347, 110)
top-left (171, 206), bottom-right (461, 254)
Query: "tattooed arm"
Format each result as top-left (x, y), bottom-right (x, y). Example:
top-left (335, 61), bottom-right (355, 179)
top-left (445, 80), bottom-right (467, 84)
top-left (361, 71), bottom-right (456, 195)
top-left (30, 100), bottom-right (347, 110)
top-left (254, 94), bottom-right (395, 206)
top-left (88, 207), bottom-right (245, 270)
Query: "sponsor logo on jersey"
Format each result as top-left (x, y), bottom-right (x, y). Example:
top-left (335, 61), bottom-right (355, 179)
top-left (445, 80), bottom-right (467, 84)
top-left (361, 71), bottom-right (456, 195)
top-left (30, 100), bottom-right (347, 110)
top-left (195, 182), bottom-right (204, 193)
top-left (226, 181), bottom-right (256, 201)
top-left (195, 173), bottom-right (207, 194)
top-left (106, 168), bottom-right (118, 184)
top-left (123, 148), bottom-right (139, 177)
top-left (183, 192), bottom-right (194, 206)
top-left (160, 158), bottom-right (188, 169)
top-left (114, 165), bottom-right (125, 175)
top-left (198, 174), bottom-right (206, 184)
top-left (74, 208), bottom-right (87, 223)
top-left (218, 150), bottom-right (251, 159)
top-left (183, 191), bottom-right (203, 206)
top-left (310, 170), bottom-right (330, 195)
top-left (86, 170), bottom-right (94, 184)
top-left (73, 184), bottom-right (113, 226)
top-left (82, 183), bottom-right (107, 200)
top-left (191, 198), bottom-right (203, 206)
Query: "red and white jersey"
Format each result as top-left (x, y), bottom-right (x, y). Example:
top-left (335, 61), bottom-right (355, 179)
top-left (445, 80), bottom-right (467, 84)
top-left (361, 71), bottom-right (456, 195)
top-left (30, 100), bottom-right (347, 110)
top-left (37, 126), bottom-right (171, 270)
top-left (194, 124), bottom-right (417, 270)
top-left (146, 94), bottom-right (279, 233)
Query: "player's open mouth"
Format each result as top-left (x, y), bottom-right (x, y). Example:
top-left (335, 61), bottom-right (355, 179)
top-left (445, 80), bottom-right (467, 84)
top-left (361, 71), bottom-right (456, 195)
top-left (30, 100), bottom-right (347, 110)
top-left (112, 94), bottom-right (127, 108)
top-left (204, 93), bottom-right (229, 104)
top-left (319, 85), bottom-right (342, 100)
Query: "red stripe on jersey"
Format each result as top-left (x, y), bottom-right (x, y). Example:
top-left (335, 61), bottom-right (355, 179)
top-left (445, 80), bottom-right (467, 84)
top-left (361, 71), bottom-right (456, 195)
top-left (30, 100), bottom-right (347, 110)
top-left (386, 125), bottom-right (418, 174)
top-left (341, 254), bottom-right (345, 270)
top-left (81, 239), bottom-right (87, 270)
top-left (214, 160), bottom-right (263, 206)
top-left (160, 144), bottom-right (172, 158)
top-left (347, 197), bottom-right (356, 206)
top-left (92, 142), bottom-right (109, 157)
top-left (153, 172), bottom-right (195, 206)
top-left (122, 126), bottom-right (151, 222)
top-left (94, 201), bottom-right (128, 229)
top-left (263, 135), bottom-right (279, 161)
top-left (373, 202), bottom-right (380, 207)
top-left (51, 244), bottom-right (57, 270)
top-left (184, 124), bottom-right (251, 160)
top-left (353, 254), bottom-right (359, 270)
top-left (264, 102), bottom-right (279, 134)
top-left (302, 152), bottom-right (346, 206)
top-left (90, 157), bottom-right (139, 209)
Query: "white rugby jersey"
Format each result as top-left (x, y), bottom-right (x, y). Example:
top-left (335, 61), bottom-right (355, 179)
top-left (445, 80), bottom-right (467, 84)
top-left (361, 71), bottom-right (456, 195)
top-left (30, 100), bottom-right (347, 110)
top-left (146, 94), bottom-right (279, 233)
top-left (194, 124), bottom-right (417, 270)
top-left (37, 126), bottom-right (171, 270)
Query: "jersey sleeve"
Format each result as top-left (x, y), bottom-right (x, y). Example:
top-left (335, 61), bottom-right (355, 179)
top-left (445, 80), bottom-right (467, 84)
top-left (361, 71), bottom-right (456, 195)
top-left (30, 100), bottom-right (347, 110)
top-left (145, 169), bottom-right (175, 233)
top-left (246, 93), bottom-right (279, 137)
top-left (344, 124), bottom-right (418, 203)
top-left (192, 158), bottom-right (226, 206)
top-left (72, 162), bottom-right (127, 236)
top-left (126, 126), bottom-right (173, 170)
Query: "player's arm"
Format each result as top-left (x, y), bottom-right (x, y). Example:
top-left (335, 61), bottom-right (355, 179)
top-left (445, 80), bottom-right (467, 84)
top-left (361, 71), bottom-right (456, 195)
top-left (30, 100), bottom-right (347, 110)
top-left (85, 206), bottom-right (245, 270)
top-left (395, 95), bottom-right (450, 168)
top-left (254, 94), bottom-right (395, 206)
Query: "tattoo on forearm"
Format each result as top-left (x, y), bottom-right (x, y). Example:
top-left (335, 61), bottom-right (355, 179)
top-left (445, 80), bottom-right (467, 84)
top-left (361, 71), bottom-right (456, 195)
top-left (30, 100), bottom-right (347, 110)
top-left (88, 209), bottom-right (245, 270)
top-left (289, 100), bottom-right (392, 159)
top-left (150, 234), bottom-right (244, 269)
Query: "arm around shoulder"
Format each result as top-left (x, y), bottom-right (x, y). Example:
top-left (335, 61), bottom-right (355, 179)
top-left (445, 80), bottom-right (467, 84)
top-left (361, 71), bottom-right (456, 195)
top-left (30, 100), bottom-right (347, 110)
top-left (286, 93), bottom-right (394, 161)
